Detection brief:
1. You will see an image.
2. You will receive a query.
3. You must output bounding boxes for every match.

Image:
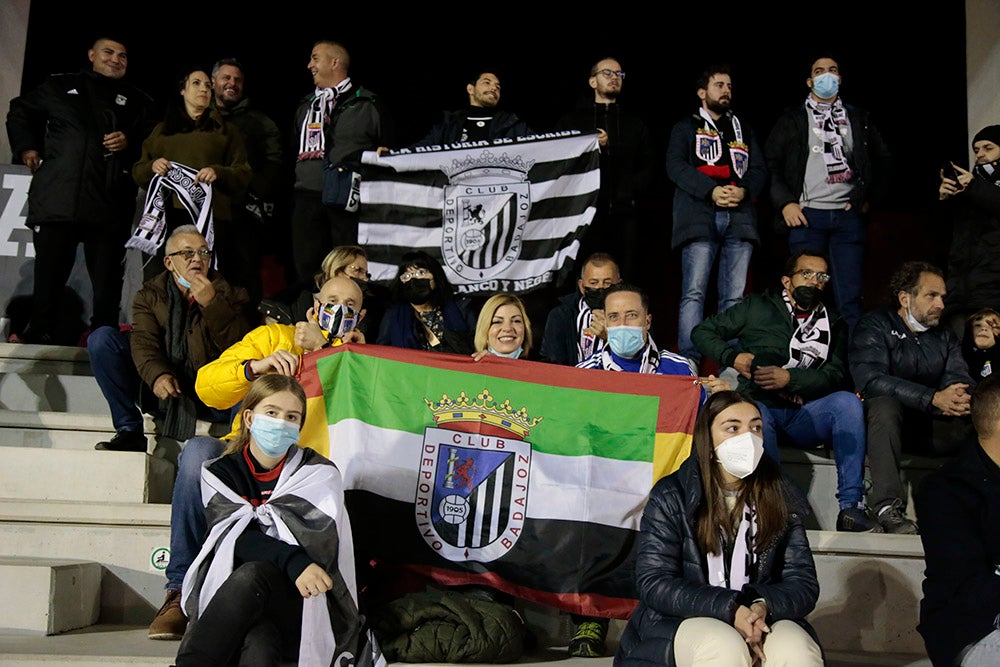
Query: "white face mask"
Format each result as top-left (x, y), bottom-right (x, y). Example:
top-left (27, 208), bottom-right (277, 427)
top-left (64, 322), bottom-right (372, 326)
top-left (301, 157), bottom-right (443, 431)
top-left (905, 307), bottom-right (929, 333)
top-left (715, 432), bottom-right (765, 479)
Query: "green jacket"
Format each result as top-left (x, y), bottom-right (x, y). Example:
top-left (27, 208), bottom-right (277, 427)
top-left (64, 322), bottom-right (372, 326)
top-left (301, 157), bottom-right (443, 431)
top-left (691, 290), bottom-right (850, 407)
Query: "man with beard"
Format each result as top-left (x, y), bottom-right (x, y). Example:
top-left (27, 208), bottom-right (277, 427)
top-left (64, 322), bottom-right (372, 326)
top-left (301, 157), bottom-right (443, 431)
top-left (692, 251), bottom-right (880, 532)
top-left (210, 58), bottom-right (283, 306)
top-left (850, 261), bottom-right (977, 533)
top-left (555, 58), bottom-right (656, 284)
top-left (939, 125), bottom-right (1000, 332)
top-left (539, 252), bottom-right (621, 366)
top-left (667, 64), bottom-right (767, 365)
top-left (6, 37), bottom-right (155, 344)
top-left (413, 70), bottom-right (531, 146)
top-left (765, 55), bottom-right (891, 331)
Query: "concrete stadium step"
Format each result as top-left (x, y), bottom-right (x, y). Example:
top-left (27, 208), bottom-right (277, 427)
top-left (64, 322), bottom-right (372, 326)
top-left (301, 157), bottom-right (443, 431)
top-left (781, 446), bottom-right (940, 531)
top-left (0, 557), bottom-right (101, 636)
top-left (0, 343), bottom-right (106, 414)
top-left (0, 448), bottom-right (173, 504)
top-left (0, 626), bottom-right (930, 667)
top-left (0, 499), bottom-right (171, 625)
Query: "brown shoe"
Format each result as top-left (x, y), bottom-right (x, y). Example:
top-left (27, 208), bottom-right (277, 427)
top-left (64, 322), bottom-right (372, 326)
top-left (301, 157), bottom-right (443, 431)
top-left (148, 589), bottom-right (186, 640)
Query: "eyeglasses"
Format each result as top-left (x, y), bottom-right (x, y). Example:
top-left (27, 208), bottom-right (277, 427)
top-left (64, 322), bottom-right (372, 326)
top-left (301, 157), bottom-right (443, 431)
top-left (400, 268), bottom-right (431, 283)
top-left (167, 248), bottom-right (212, 261)
top-left (792, 269), bottom-right (831, 284)
top-left (346, 264), bottom-right (371, 280)
top-left (594, 69), bottom-right (625, 80)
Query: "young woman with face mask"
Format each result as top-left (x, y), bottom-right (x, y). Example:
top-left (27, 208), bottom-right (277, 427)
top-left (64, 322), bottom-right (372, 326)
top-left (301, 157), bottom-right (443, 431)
top-left (376, 251), bottom-right (476, 355)
top-left (175, 375), bottom-right (378, 666)
top-left (615, 391), bottom-right (823, 667)
top-left (471, 293), bottom-right (533, 361)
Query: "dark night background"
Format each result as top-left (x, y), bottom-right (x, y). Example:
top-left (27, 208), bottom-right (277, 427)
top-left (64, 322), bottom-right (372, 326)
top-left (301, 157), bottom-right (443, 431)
top-left (14, 3), bottom-right (969, 350)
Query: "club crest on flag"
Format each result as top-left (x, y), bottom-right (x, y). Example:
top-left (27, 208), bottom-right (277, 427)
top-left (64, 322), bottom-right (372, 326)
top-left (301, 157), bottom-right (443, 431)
top-left (417, 389), bottom-right (542, 562)
top-left (441, 151), bottom-right (533, 281)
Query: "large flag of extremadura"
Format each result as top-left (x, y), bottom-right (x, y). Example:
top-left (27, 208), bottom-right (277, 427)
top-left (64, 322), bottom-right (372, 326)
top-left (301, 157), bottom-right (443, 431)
top-left (296, 344), bottom-right (701, 619)
top-left (358, 132), bottom-right (600, 295)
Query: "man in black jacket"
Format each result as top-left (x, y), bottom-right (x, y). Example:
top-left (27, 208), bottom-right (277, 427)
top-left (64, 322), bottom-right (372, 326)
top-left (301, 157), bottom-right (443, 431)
top-left (917, 374), bottom-right (1000, 666)
top-left (938, 124), bottom-right (1000, 334)
top-left (414, 70), bottom-right (531, 147)
top-left (6, 37), bottom-right (154, 344)
top-left (765, 55), bottom-right (891, 331)
top-left (555, 57), bottom-right (656, 284)
top-left (850, 261), bottom-right (976, 534)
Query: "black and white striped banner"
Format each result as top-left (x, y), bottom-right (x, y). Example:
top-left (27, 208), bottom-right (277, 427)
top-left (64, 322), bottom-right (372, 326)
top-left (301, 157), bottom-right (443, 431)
top-left (359, 132), bottom-right (599, 294)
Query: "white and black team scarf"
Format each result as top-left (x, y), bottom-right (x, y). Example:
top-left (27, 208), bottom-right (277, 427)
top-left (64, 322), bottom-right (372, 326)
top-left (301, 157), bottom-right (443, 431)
top-left (298, 78), bottom-right (353, 161)
top-left (575, 297), bottom-right (603, 362)
top-left (781, 288), bottom-right (832, 373)
top-left (694, 107), bottom-right (749, 180)
top-left (598, 337), bottom-right (661, 374)
top-left (805, 95), bottom-right (853, 184)
top-left (707, 502), bottom-right (758, 591)
top-left (127, 162), bottom-right (213, 256)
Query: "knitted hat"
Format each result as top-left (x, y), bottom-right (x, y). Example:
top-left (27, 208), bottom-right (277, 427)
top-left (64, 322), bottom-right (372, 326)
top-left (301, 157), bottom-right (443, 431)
top-left (973, 125), bottom-right (1000, 147)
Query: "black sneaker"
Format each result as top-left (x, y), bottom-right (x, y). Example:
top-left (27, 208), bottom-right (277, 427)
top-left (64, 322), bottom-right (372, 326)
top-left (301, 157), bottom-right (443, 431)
top-left (836, 506), bottom-right (884, 533)
top-left (568, 619), bottom-right (607, 658)
top-left (95, 430), bottom-right (148, 452)
top-left (877, 500), bottom-right (919, 534)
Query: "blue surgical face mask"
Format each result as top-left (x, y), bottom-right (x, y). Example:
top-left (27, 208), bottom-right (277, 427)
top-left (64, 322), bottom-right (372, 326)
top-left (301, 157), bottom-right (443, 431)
top-left (811, 72), bottom-right (840, 99)
top-left (489, 346), bottom-right (522, 359)
top-left (173, 271), bottom-right (192, 289)
top-left (607, 325), bottom-right (645, 358)
top-left (249, 413), bottom-right (300, 458)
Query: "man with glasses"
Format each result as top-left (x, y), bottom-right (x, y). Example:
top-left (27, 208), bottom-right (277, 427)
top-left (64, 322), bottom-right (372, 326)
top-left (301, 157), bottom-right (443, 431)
top-left (414, 69), bottom-right (531, 146)
top-left (147, 273), bottom-right (366, 640)
top-left (667, 64), bottom-right (767, 366)
top-left (556, 58), bottom-right (656, 284)
top-left (850, 261), bottom-right (976, 534)
top-left (692, 250), bottom-right (881, 532)
top-left (87, 225), bottom-right (253, 453)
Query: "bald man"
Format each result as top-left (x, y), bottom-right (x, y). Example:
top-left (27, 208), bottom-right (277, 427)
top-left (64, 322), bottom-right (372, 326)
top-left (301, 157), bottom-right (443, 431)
top-left (148, 274), bottom-right (365, 640)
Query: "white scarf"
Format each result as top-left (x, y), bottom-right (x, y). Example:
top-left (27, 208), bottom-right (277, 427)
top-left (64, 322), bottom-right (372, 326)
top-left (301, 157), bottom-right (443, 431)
top-left (127, 162), bottom-right (214, 255)
top-left (575, 296), bottom-right (603, 363)
top-left (182, 446), bottom-right (385, 667)
top-left (298, 78), bottom-right (353, 161)
top-left (706, 502), bottom-right (757, 590)
top-left (780, 289), bottom-right (832, 371)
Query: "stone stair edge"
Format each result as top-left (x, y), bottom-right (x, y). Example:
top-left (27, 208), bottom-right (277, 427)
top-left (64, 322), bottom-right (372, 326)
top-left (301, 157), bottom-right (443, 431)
top-left (0, 498), bottom-right (170, 526)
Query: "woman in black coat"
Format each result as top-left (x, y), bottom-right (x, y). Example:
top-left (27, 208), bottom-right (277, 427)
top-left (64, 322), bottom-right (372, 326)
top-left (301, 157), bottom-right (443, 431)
top-left (615, 391), bottom-right (823, 667)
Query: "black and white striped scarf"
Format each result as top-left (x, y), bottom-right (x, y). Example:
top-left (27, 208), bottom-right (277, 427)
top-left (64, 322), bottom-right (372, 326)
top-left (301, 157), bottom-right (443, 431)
top-left (695, 107), bottom-right (749, 180)
top-left (805, 95), bottom-right (853, 184)
top-left (126, 162), bottom-right (214, 255)
top-left (707, 501), bottom-right (757, 590)
top-left (575, 296), bottom-right (603, 363)
top-left (297, 78), bottom-right (353, 161)
top-left (598, 336), bottom-right (661, 374)
top-left (781, 288), bottom-right (831, 370)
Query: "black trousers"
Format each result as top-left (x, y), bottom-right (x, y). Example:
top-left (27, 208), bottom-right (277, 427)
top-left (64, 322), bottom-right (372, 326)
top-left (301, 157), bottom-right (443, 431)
top-left (865, 395), bottom-right (976, 510)
top-left (175, 561), bottom-right (303, 667)
top-left (29, 220), bottom-right (129, 340)
top-left (290, 191), bottom-right (358, 286)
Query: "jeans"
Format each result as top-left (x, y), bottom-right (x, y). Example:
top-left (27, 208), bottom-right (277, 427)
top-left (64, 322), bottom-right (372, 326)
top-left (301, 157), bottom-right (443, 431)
top-left (678, 212), bottom-right (752, 362)
top-left (756, 391), bottom-right (866, 508)
top-left (789, 207), bottom-right (865, 331)
top-left (87, 325), bottom-right (143, 433)
top-left (864, 395), bottom-right (975, 511)
top-left (175, 561), bottom-right (302, 666)
top-left (166, 436), bottom-right (226, 590)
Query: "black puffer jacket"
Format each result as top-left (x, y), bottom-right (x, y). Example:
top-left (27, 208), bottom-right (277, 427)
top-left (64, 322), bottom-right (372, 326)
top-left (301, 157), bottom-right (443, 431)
top-left (6, 69), bottom-right (154, 227)
top-left (849, 308), bottom-right (973, 412)
top-left (614, 454), bottom-right (819, 667)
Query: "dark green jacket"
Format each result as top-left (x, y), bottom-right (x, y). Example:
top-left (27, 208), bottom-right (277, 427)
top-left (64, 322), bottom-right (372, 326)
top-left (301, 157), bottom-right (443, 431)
top-left (691, 290), bottom-right (850, 407)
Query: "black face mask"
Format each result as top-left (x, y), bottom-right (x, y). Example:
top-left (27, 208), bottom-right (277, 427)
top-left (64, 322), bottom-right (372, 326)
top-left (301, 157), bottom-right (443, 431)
top-left (401, 278), bottom-right (433, 305)
top-left (791, 286), bottom-right (822, 311)
top-left (582, 287), bottom-right (607, 310)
